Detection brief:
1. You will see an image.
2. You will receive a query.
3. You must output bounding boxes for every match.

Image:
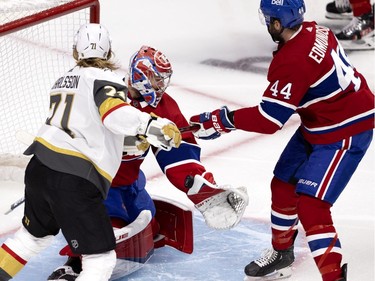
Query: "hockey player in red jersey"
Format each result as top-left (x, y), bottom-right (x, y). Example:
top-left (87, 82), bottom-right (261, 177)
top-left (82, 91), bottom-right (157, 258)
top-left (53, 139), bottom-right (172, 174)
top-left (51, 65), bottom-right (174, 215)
top-left (189, 0), bottom-right (374, 280)
top-left (0, 24), bottom-right (182, 281)
top-left (47, 45), bottom-right (249, 281)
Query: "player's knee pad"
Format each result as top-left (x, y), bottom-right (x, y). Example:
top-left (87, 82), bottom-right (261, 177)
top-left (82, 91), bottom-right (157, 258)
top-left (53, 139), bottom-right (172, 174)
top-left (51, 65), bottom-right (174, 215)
top-left (77, 250), bottom-right (116, 281)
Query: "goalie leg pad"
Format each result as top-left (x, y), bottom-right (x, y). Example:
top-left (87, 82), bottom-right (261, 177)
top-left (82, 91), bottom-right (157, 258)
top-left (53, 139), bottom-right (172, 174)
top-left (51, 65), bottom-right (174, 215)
top-left (57, 211), bottom-right (154, 280)
top-left (110, 210), bottom-right (154, 280)
top-left (152, 195), bottom-right (194, 254)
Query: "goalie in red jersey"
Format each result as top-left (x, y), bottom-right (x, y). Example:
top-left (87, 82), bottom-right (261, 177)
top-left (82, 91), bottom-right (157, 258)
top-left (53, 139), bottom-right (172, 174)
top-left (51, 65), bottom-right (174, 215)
top-left (47, 45), bottom-right (249, 281)
top-left (189, 0), bottom-right (374, 280)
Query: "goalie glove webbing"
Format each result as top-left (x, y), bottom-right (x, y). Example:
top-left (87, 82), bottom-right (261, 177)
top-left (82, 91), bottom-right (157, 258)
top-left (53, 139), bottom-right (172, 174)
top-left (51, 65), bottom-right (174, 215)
top-left (194, 185), bottom-right (249, 230)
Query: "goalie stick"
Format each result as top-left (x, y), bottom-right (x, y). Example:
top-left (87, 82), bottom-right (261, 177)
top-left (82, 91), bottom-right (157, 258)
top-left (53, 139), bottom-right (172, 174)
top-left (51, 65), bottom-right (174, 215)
top-left (2, 130), bottom-right (34, 214)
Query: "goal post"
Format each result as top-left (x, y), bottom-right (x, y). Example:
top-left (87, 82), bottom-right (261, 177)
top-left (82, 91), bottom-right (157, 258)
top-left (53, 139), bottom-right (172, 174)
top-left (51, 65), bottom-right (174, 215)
top-left (0, 0), bottom-right (100, 36)
top-left (0, 0), bottom-right (100, 180)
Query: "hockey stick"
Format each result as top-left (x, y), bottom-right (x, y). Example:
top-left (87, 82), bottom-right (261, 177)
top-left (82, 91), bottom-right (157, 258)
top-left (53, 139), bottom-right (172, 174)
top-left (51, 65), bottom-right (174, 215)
top-left (2, 131), bottom-right (32, 215)
top-left (7, 125), bottom-right (199, 213)
top-left (4, 197), bottom-right (25, 215)
top-left (179, 124), bottom-right (200, 136)
top-left (15, 125), bottom-right (201, 147)
top-left (5, 126), bottom-right (198, 215)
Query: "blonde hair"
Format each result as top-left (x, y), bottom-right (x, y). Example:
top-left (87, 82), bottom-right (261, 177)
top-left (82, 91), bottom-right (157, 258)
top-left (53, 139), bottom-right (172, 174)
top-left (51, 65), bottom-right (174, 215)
top-left (73, 48), bottom-right (119, 71)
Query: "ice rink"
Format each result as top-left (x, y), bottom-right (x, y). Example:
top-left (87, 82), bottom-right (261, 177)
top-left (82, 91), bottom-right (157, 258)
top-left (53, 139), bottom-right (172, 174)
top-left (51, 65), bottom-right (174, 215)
top-left (0, 0), bottom-right (374, 280)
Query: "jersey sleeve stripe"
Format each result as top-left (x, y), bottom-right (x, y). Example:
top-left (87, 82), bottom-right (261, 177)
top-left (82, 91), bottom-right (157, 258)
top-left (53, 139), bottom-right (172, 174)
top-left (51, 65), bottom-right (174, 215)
top-left (262, 97), bottom-right (297, 110)
top-left (99, 98), bottom-right (130, 121)
top-left (258, 105), bottom-right (284, 128)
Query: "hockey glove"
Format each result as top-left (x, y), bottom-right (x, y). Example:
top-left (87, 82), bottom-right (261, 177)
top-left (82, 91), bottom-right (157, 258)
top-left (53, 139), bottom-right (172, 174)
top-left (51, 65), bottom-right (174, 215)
top-left (189, 106), bottom-right (235, 140)
top-left (186, 174), bottom-right (249, 230)
top-left (123, 136), bottom-right (150, 156)
top-left (137, 113), bottom-right (181, 150)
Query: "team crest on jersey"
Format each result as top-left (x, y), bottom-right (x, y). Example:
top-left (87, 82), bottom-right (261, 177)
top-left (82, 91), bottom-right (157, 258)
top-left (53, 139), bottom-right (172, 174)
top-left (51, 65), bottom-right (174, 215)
top-left (271, 0), bottom-right (283, 5)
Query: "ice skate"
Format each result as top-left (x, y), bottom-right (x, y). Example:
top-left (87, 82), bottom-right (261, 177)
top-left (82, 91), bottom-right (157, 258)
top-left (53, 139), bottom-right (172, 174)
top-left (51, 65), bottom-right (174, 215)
top-left (47, 265), bottom-right (79, 281)
top-left (326, 0), bottom-right (353, 20)
top-left (337, 263), bottom-right (348, 281)
top-left (336, 11), bottom-right (375, 50)
top-left (244, 247), bottom-right (294, 280)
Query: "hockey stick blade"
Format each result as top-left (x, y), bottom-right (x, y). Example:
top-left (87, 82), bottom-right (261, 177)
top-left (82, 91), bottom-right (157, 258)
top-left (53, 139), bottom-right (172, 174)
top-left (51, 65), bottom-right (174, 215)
top-left (4, 197), bottom-right (25, 215)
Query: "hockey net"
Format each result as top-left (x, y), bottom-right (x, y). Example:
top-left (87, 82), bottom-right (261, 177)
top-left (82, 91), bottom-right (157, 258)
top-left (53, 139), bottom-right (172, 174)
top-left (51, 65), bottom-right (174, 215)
top-left (0, 0), bottom-right (100, 181)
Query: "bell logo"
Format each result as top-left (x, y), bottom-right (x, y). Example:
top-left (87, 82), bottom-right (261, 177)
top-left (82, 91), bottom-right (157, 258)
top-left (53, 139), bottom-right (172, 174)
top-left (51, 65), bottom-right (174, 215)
top-left (271, 0), bottom-right (284, 5)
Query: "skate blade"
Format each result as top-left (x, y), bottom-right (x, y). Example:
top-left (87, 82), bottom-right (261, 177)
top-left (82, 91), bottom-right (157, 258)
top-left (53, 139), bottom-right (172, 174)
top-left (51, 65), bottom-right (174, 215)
top-left (325, 12), bottom-right (353, 20)
top-left (243, 266), bottom-right (292, 281)
top-left (339, 32), bottom-right (375, 51)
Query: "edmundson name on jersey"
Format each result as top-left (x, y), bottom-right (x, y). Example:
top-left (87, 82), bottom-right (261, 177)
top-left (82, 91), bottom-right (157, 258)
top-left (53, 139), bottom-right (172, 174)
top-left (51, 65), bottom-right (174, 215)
top-left (51, 75), bottom-right (80, 89)
top-left (308, 25), bottom-right (329, 64)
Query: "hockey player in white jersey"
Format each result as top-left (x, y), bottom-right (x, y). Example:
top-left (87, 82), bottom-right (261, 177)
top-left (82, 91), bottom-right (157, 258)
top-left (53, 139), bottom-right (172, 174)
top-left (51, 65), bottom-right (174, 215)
top-left (0, 23), bottom-right (181, 281)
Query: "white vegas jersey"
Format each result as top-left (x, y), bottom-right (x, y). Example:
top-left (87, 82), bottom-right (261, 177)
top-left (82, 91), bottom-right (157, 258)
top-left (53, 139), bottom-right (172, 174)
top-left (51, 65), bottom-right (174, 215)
top-left (25, 66), bottom-right (151, 198)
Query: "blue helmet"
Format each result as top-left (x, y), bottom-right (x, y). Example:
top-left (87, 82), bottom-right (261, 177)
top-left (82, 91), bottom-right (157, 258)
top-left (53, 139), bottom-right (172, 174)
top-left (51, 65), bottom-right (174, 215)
top-left (259, 0), bottom-right (306, 28)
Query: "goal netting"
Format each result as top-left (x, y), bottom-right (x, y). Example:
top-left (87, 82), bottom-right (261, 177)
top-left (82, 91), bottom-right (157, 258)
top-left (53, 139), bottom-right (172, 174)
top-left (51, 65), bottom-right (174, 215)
top-left (0, 0), bottom-right (100, 181)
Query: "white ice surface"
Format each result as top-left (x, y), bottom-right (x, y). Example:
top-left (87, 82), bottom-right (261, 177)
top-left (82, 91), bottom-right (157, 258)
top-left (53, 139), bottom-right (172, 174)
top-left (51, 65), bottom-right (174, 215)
top-left (0, 0), bottom-right (374, 280)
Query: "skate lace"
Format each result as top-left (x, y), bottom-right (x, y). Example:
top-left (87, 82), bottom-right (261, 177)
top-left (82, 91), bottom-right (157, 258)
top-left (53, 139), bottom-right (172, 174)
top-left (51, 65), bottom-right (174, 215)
top-left (254, 249), bottom-right (279, 267)
top-left (335, 0), bottom-right (350, 9)
top-left (342, 17), bottom-right (361, 33)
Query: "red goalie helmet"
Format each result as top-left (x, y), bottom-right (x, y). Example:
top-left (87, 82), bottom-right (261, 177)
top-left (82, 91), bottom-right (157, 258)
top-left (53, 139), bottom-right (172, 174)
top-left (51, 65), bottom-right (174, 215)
top-left (129, 46), bottom-right (172, 107)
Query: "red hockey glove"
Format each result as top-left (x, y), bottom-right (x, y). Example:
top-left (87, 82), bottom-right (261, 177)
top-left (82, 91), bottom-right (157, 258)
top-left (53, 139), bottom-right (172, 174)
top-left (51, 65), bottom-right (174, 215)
top-left (189, 106), bottom-right (235, 140)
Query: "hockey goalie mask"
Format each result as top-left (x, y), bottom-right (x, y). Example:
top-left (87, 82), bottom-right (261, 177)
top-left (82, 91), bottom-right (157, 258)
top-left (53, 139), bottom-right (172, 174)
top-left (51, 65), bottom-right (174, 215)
top-left (73, 23), bottom-right (111, 60)
top-left (129, 46), bottom-right (172, 108)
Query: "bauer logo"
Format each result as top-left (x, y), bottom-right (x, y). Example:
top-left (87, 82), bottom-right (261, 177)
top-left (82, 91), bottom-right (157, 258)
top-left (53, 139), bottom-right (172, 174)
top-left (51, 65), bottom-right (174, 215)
top-left (271, 0), bottom-right (284, 5)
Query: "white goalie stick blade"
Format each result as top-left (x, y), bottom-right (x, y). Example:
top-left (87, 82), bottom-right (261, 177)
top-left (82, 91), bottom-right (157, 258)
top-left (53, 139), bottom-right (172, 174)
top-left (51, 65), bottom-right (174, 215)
top-left (15, 130), bottom-right (35, 146)
top-left (195, 185), bottom-right (249, 230)
top-left (243, 266), bottom-right (293, 281)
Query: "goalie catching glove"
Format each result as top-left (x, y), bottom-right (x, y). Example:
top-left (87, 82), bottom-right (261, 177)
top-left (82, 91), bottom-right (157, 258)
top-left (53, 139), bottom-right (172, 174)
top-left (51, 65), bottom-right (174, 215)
top-left (186, 173), bottom-right (249, 230)
top-left (189, 106), bottom-right (235, 140)
top-left (137, 113), bottom-right (181, 150)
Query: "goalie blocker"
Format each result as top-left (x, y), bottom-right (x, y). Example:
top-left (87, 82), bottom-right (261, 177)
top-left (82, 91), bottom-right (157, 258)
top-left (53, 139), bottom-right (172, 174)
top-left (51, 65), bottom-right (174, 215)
top-left (48, 195), bottom-right (193, 281)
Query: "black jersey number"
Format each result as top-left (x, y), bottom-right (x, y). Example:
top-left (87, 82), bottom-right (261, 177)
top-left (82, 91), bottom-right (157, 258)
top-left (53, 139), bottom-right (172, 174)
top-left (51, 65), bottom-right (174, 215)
top-left (46, 93), bottom-right (75, 138)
